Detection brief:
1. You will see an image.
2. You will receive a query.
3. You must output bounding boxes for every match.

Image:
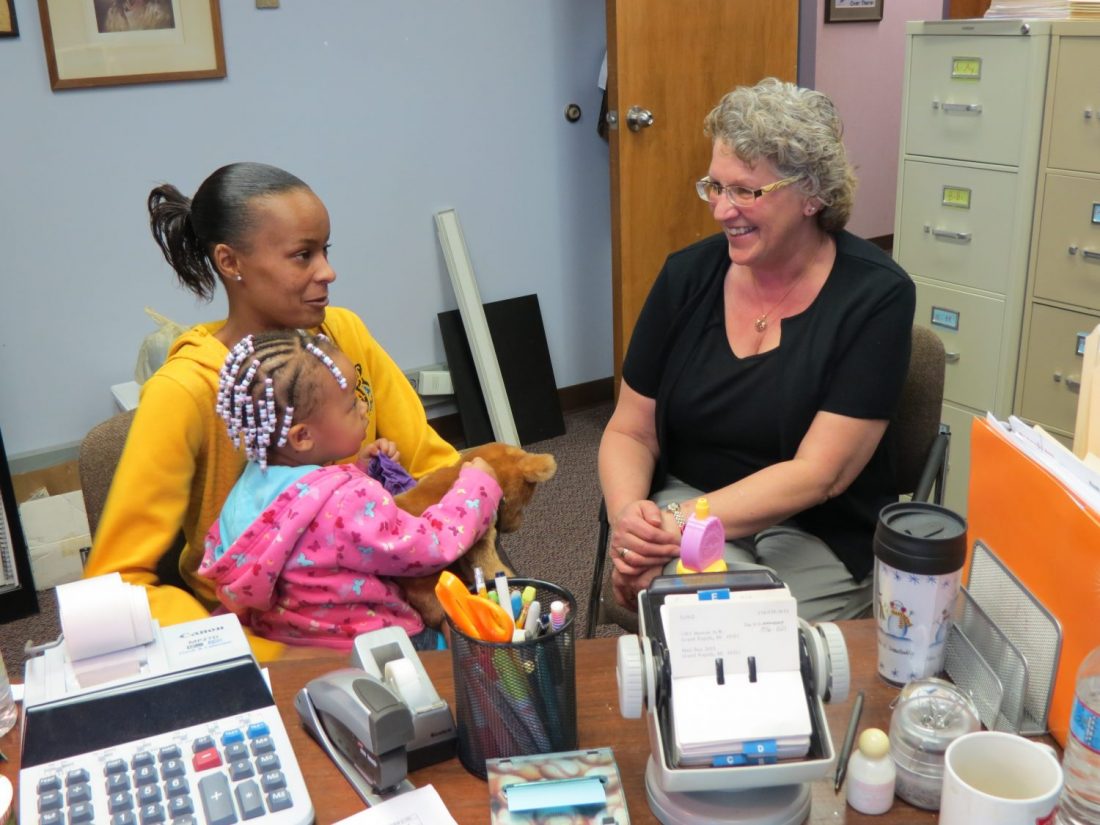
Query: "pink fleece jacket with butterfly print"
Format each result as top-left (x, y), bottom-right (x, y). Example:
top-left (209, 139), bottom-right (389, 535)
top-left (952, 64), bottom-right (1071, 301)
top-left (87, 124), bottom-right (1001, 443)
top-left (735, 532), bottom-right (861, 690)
top-left (200, 464), bottom-right (501, 649)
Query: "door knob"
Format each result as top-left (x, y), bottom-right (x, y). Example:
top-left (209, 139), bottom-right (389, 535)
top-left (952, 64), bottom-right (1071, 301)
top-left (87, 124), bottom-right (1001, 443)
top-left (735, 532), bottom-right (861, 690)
top-left (626, 106), bottom-right (655, 132)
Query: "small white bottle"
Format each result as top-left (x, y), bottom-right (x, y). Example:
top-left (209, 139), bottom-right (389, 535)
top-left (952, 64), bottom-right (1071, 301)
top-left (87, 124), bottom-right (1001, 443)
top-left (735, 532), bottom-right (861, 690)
top-left (846, 727), bottom-right (896, 815)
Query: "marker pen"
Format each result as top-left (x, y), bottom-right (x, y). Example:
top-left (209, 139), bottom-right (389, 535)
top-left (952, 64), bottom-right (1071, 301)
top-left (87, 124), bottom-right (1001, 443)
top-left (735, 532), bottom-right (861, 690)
top-left (523, 599), bottom-right (541, 638)
top-left (474, 566), bottom-right (488, 599)
top-left (516, 586), bottom-right (537, 628)
top-left (495, 571), bottom-right (515, 622)
top-left (549, 600), bottom-right (566, 632)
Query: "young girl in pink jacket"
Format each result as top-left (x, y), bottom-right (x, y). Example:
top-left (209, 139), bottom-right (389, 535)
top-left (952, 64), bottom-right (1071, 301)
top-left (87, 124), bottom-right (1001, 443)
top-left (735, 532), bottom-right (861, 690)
top-left (200, 330), bottom-right (502, 651)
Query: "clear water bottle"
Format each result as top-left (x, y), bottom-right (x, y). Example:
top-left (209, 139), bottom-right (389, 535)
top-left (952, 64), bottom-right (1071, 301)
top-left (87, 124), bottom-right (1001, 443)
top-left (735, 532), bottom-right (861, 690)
top-left (1058, 646), bottom-right (1100, 825)
top-left (0, 649), bottom-right (16, 737)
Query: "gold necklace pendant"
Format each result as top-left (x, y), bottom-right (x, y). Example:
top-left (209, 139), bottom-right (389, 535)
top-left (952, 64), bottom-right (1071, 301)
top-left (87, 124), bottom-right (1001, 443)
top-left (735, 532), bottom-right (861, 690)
top-left (754, 316), bottom-right (768, 333)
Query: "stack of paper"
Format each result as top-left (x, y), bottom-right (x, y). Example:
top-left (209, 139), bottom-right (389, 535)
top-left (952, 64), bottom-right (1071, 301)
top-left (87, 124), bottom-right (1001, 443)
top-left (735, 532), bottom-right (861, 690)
top-left (984, 0), bottom-right (1070, 16)
top-left (1070, 0), bottom-right (1100, 17)
top-left (660, 588), bottom-right (811, 767)
top-left (985, 414), bottom-right (1100, 515)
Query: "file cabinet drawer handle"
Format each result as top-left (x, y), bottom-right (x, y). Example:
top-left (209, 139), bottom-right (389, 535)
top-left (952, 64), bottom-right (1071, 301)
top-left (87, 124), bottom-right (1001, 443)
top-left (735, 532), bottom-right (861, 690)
top-left (932, 228), bottom-right (972, 242)
top-left (937, 101), bottom-right (983, 114)
top-left (945, 351), bottom-right (961, 363)
top-left (1082, 249), bottom-right (1100, 262)
top-left (1066, 375), bottom-right (1081, 392)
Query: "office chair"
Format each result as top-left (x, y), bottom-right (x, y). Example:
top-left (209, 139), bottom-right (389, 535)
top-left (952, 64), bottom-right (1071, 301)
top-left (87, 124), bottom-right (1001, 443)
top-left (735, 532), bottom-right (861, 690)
top-left (584, 324), bottom-right (951, 638)
top-left (78, 410), bottom-right (135, 539)
top-left (79, 409), bottom-right (188, 588)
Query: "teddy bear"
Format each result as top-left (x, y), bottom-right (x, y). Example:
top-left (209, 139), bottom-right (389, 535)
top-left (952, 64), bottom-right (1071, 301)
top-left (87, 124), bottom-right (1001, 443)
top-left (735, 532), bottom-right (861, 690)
top-left (394, 442), bottom-right (558, 629)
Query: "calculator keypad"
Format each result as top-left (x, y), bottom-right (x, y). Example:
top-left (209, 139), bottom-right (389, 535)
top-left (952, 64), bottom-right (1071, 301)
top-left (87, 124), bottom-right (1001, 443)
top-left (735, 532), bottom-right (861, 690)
top-left (27, 714), bottom-right (308, 825)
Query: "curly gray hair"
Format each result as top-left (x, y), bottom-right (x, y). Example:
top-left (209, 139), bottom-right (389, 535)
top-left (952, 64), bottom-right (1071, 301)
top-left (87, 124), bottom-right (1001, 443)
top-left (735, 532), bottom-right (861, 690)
top-left (703, 77), bottom-right (855, 232)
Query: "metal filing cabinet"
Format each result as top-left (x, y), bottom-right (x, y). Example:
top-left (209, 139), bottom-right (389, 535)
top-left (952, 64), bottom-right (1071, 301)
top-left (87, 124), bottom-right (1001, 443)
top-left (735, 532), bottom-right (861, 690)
top-left (894, 18), bottom-right (1054, 515)
top-left (1015, 28), bottom-right (1100, 445)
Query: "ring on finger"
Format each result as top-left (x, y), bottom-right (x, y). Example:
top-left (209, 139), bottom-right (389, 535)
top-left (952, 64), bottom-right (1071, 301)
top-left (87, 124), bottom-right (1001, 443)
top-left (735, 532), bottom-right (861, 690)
top-left (618, 547), bottom-right (629, 559)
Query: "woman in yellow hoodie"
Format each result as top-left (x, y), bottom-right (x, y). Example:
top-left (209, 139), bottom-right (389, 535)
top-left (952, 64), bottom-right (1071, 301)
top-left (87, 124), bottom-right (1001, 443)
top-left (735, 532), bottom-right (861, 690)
top-left (85, 162), bottom-right (459, 660)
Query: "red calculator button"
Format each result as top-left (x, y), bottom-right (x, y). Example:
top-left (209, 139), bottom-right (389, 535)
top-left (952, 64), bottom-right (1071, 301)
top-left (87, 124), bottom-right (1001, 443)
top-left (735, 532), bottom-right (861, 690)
top-left (191, 748), bottom-right (222, 772)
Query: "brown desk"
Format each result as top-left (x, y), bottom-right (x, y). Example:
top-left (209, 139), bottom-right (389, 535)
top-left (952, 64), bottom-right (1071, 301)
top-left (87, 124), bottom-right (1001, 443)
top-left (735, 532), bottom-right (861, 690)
top-left (0, 620), bottom-right (968, 823)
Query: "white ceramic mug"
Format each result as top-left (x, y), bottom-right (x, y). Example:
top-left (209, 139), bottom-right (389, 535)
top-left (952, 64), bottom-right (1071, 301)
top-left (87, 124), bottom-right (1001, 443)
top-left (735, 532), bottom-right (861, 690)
top-left (939, 731), bottom-right (1062, 825)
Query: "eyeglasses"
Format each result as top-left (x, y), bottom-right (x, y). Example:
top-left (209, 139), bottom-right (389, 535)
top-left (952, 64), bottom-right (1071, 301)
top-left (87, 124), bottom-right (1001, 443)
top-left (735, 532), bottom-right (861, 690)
top-left (695, 175), bottom-right (801, 208)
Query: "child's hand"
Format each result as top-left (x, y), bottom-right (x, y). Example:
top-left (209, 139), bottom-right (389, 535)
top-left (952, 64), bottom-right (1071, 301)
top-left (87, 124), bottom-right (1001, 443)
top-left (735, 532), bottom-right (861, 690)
top-left (465, 456), bottom-right (498, 482)
top-left (360, 438), bottom-right (400, 463)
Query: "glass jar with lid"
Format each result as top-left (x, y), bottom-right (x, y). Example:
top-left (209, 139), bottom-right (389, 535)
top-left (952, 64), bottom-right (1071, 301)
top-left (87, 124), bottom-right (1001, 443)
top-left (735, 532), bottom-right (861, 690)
top-left (889, 676), bottom-right (981, 810)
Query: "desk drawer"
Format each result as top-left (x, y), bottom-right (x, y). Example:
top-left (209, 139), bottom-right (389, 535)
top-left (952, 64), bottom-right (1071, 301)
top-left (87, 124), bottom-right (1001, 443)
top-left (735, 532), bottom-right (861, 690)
top-left (1048, 38), bottom-right (1100, 174)
top-left (905, 34), bottom-right (1043, 166)
top-left (896, 160), bottom-right (1020, 293)
top-left (1033, 173), bottom-right (1100, 311)
top-left (1018, 302), bottom-right (1099, 434)
top-left (915, 280), bottom-right (1007, 411)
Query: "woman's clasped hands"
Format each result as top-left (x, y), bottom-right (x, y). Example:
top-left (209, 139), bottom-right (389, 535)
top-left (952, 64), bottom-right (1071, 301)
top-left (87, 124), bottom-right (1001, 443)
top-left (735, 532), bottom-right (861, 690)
top-left (608, 499), bottom-right (682, 607)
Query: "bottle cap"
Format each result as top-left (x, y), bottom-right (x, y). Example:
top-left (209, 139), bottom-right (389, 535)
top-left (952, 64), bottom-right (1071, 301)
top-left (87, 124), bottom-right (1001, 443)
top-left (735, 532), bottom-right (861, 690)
top-left (694, 498), bottom-right (710, 519)
top-left (858, 727), bottom-right (890, 759)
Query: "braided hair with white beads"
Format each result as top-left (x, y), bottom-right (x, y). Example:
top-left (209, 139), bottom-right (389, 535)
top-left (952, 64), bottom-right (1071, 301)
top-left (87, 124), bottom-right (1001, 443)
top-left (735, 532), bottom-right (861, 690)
top-left (216, 330), bottom-right (347, 471)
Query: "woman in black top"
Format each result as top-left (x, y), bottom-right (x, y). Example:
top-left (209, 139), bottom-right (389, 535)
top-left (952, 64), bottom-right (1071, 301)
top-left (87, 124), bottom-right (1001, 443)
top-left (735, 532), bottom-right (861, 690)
top-left (599, 78), bottom-right (915, 621)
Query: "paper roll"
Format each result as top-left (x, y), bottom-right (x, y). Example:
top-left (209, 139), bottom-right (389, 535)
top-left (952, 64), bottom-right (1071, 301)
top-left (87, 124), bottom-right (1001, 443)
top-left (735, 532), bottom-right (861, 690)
top-left (58, 573), bottom-right (155, 662)
top-left (384, 658), bottom-right (431, 712)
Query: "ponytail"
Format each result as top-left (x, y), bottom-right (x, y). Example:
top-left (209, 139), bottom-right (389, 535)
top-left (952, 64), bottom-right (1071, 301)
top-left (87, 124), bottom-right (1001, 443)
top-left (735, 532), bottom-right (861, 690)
top-left (148, 184), bottom-right (218, 301)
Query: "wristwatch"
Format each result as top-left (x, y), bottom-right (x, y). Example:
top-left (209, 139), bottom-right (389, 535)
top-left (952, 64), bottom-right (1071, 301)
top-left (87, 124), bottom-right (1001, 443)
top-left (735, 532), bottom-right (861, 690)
top-left (665, 502), bottom-right (687, 534)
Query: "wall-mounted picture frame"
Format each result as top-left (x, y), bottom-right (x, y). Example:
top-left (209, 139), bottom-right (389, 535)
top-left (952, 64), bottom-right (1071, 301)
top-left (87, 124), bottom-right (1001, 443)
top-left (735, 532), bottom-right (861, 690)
top-left (38, 0), bottom-right (225, 90)
top-left (825, 0), bottom-right (885, 23)
top-left (1, 0), bottom-right (18, 38)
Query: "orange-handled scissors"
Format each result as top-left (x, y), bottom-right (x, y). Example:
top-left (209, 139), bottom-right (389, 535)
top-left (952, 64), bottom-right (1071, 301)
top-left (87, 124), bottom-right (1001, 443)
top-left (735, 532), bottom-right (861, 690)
top-left (435, 571), bottom-right (514, 642)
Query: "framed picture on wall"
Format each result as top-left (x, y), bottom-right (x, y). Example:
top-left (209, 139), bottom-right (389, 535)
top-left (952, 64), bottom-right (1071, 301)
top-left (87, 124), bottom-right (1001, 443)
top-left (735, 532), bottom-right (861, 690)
top-left (1, 0), bottom-right (18, 37)
top-left (37, 0), bottom-right (225, 90)
top-left (825, 0), bottom-right (885, 23)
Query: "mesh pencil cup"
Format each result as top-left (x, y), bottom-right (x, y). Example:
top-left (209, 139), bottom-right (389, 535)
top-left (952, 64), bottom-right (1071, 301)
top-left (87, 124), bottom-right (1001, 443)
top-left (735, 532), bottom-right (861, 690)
top-left (446, 578), bottom-right (578, 779)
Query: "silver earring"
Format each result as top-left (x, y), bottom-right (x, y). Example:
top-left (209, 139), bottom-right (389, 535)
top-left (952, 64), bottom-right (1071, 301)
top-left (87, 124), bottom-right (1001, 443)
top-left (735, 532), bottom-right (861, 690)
top-left (235, 275), bottom-right (243, 282)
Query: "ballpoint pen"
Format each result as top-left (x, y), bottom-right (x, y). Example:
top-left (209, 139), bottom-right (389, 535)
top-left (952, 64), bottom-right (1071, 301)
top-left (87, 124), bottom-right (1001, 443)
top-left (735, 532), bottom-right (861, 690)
top-left (834, 689), bottom-right (865, 793)
top-left (474, 566), bottom-right (488, 599)
top-left (495, 571), bottom-right (515, 623)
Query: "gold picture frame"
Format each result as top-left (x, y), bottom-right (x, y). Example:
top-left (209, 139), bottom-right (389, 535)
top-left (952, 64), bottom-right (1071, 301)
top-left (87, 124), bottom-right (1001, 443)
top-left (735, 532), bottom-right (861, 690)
top-left (824, 0), bottom-right (885, 23)
top-left (38, 0), bottom-right (225, 90)
top-left (1, 0), bottom-right (18, 38)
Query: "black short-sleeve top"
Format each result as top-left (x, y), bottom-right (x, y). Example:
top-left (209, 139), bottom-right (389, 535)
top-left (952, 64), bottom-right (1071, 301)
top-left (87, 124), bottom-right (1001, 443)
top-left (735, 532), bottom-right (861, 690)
top-left (622, 230), bottom-right (916, 581)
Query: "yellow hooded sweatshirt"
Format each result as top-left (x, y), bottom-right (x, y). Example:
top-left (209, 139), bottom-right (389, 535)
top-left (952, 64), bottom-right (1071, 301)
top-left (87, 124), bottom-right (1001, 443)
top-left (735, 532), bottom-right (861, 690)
top-left (85, 307), bottom-right (459, 660)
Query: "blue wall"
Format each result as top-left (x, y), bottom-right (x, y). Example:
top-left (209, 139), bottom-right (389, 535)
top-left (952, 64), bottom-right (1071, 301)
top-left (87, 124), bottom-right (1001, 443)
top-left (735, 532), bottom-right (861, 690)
top-left (0, 1), bottom-right (611, 456)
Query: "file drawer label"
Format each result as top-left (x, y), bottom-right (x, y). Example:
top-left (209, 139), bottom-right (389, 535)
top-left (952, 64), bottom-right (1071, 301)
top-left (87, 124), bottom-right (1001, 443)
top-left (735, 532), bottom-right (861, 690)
top-left (1078, 333), bottom-right (1088, 357)
top-left (942, 186), bottom-right (972, 209)
top-left (931, 306), bottom-right (961, 332)
top-left (951, 57), bottom-right (981, 80)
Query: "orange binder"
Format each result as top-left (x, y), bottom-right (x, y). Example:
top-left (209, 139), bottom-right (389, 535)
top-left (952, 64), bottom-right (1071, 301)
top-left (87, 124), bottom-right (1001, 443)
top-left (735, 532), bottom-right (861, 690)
top-left (966, 416), bottom-right (1100, 746)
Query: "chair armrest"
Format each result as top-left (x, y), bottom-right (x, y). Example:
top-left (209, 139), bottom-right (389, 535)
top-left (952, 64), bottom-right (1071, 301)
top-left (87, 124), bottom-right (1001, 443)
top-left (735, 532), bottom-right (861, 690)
top-left (913, 425), bottom-right (951, 505)
top-left (585, 500), bottom-right (611, 639)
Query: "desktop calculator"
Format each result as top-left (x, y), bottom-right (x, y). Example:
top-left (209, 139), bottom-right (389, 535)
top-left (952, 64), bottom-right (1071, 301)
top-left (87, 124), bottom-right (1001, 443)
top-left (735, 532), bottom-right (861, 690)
top-left (19, 657), bottom-right (314, 825)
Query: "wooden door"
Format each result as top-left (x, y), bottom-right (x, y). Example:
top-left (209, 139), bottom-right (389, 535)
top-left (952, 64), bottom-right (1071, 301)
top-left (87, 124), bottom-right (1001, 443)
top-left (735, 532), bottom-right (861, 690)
top-left (948, 0), bottom-right (992, 19)
top-left (606, 0), bottom-right (799, 382)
